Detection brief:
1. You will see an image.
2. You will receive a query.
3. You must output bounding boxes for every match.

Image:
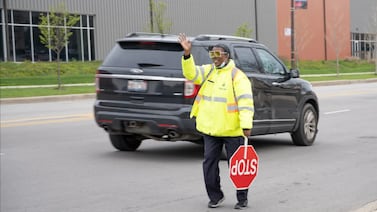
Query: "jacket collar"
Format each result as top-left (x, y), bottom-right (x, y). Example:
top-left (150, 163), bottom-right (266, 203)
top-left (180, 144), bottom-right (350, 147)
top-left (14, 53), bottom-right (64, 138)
top-left (214, 59), bottom-right (235, 72)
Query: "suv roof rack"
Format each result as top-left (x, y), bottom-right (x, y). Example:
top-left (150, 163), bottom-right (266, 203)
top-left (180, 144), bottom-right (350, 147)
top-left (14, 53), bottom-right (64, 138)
top-left (125, 32), bottom-right (174, 38)
top-left (195, 34), bottom-right (257, 43)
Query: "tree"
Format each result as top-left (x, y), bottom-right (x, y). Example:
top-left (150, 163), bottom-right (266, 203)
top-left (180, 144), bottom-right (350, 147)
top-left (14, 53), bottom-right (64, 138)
top-left (295, 20), bottom-right (313, 69)
top-left (326, 6), bottom-right (349, 77)
top-left (369, 4), bottom-right (377, 75)
top-left (148, 0), bottom-right (172, 34)
top-left (38, 3), bottom-right (79, 89)
top-left (235, 23), bottom-right (253, 38)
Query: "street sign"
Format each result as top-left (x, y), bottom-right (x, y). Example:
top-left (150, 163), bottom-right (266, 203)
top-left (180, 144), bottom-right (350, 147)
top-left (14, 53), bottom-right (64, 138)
top-left (229, 137), bottom-right (259, 190)
top-left (295, 0), bottom-right (308, 9)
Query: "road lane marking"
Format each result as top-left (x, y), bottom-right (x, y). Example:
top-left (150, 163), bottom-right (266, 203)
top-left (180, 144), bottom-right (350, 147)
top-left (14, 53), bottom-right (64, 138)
top-left (0, 113), bottom-right (93, 128)
top-left (324, 109), bottom-right (351, 115)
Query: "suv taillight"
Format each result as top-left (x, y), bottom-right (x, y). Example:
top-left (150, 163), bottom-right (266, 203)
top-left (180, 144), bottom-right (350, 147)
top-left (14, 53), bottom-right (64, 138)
top-left (184, 80), bottom-right (200, 99)
top-left (95, 70), bottom-right (100, 93)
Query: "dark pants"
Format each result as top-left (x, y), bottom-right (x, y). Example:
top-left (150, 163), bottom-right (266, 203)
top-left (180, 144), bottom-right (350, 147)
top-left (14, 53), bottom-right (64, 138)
top-left (202, 134), bottom-right (248, 202)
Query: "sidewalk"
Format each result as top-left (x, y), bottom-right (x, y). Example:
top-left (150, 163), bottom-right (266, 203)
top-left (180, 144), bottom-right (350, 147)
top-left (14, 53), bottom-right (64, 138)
top-left (352, 200), bottom-right (377, 212)
top-left (1, 78), bottom-right (377, 105)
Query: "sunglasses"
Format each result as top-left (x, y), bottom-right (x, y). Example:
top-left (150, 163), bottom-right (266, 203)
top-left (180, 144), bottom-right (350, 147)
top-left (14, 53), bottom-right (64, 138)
top-left (209, 50), bottom-right (228, 58)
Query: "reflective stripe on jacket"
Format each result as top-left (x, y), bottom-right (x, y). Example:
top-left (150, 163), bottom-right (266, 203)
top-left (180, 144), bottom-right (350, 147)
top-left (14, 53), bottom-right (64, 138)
top-left (182, 55), bottom-right (254, 137)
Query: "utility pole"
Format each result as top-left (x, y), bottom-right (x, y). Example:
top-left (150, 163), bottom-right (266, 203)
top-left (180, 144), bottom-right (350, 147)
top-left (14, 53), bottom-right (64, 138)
top-left (375, 34), bottom-right (377, 75)
top-left (323, 0), bottom-right (328, 60)
top-left (374, 5), bottom-right (377, 75)
top-left (290, 0), bottom-right (296, 69)
top-left (254, 0), bottom-right (258, 41)
top-left (3, 0), bottom-right (10, 61)
top-left (149, 0), bottom-right (154, 32)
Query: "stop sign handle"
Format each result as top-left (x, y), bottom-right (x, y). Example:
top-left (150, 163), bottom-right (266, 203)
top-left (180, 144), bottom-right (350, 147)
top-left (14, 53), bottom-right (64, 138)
top-left (243, 136), bottom-right (248, 159)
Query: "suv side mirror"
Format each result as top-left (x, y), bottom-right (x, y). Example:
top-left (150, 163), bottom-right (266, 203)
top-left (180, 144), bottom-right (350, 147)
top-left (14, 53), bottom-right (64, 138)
top-left (290, 69), bottom-right (300, 78)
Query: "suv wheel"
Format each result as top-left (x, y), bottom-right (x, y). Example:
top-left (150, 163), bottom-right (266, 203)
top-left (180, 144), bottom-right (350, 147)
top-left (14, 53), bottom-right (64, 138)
top-left (291, 104), bottom-right (318, 146)
top-left (109, 134), bottom-right (142, 151)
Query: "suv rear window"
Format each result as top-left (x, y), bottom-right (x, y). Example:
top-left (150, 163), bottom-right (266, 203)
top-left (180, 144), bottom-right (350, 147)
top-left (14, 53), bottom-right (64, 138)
top-left (102, 41), bottom-right (212, 69)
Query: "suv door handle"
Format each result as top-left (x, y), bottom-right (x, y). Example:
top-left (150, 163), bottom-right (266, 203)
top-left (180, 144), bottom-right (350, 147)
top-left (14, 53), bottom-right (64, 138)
top-left (272, 82), bottom-right (281, 87)
top-left (130, 96), bottom-right (144, 100)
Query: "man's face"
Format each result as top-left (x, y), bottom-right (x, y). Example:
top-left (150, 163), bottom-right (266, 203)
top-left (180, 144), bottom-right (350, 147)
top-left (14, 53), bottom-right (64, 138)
top-left (209, 47), bottom-right (229, 67)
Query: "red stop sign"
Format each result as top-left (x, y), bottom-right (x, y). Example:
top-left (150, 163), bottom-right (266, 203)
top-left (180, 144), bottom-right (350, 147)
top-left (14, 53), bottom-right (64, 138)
top-left (229, 145), bottom-right (259, 190)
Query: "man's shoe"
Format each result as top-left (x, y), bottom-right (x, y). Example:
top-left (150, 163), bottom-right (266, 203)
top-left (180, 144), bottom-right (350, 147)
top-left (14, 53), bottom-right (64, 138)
top-left (208, 196), bottom-right (225, 208)
top-left (234, 200), bottom-right (248, 210)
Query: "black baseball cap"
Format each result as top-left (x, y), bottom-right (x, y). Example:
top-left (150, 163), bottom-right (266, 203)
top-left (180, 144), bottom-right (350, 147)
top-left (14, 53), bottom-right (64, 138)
top-left (210, 44), bottom-right (230, 54)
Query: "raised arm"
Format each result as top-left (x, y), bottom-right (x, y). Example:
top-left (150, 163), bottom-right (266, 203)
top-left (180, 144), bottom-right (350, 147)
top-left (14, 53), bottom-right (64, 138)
top-left (178, 33), bottom-right (192, 56)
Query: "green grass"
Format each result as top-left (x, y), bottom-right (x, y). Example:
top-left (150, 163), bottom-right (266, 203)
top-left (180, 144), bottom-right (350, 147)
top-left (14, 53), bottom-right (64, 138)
top-left (0, 61), bottom-right (100, 86)
top-left (0, 60), bottom-right (376, 99)
top-left (302, 74), bottom-right (377, 82)
top-left (0, 75), bottom-right (95, 86)
top-left (284, 59), bottom-right (375, 74)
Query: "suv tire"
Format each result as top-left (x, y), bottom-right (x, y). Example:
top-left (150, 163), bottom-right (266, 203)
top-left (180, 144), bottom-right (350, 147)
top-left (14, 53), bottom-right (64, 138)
top-left (109, 134), bottom-right (142, 151)
top-left (291, 104), bottom-right (318, 146)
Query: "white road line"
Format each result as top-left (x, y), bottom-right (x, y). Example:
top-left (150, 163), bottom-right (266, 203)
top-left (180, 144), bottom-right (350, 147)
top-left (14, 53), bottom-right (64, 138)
top-left (324, 109), bottom-right (351, 115)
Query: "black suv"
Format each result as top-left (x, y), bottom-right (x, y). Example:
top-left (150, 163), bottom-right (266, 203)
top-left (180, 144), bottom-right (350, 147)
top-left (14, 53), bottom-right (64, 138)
top-left (94, 32), bottom-right (319, 151)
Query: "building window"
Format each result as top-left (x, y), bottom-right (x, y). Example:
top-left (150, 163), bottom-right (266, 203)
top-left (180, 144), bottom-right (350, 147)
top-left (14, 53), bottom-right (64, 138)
top-left (13, 10), bottom-right (30, 24)
top-left (32, 26), bottom-right (49, 61)
top-left (351, 32), bottom-right (376, 60)
top-left (0, 9), bottom-right (95, 62)
top-left (14, 25), bottom-right (32, 61)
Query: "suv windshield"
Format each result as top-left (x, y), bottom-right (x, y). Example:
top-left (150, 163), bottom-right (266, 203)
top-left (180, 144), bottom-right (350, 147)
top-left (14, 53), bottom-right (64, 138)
top-left (102, 41), bottom-right (212, 69)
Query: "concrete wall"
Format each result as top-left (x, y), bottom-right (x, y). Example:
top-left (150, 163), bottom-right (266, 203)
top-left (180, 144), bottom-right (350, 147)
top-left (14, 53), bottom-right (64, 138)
top-left (350, 0), bottom-right (377, 33)
top-left (4, 0), bottom-right (271, 60)
top-left (5, 0), bottom-right (372, 61)
top-left (254, 0), bottom-right (278, 54)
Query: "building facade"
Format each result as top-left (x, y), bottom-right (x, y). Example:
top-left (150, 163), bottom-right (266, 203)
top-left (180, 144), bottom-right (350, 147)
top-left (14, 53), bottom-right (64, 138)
top-left (350, 0), bottom-right (377, 60)
top-left (277, 0), bottom-right (351, 61)
top-left (0, 0), bottom-right (376, 62)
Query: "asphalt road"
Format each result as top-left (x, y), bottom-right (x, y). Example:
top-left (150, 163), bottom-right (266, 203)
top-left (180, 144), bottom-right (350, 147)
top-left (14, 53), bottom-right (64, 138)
top-left (1, 82), bottom-right (377, 212)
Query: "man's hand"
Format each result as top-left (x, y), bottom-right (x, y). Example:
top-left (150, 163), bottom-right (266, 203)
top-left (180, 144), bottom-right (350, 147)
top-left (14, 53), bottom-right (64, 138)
top-left (243, 129), bottom-right (251, 137)
top-left (178, 33), bottom-right (191, 56)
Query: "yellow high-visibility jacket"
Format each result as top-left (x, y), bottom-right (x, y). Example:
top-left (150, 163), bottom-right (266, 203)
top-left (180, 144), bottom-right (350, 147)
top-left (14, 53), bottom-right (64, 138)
top-left (182, 55), bottom-right (254, 137)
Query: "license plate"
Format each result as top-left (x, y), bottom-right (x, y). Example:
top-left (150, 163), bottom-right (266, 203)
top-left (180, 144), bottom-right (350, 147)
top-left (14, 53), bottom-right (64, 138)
top-left (128, 80), bottom-right (147, 92)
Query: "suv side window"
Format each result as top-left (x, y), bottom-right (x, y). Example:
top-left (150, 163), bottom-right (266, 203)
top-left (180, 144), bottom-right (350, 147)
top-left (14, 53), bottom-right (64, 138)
top-left (191, 46), bottom-right (212, 65)
top-left (233, 46), bottom-right (259, 73)
top-left (255, 48), bottom-right (285, 75)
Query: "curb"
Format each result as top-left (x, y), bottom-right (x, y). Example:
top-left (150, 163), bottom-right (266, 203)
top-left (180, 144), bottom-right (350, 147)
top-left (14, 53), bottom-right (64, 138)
top-left (1, 79), bottom-right (376, 105)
